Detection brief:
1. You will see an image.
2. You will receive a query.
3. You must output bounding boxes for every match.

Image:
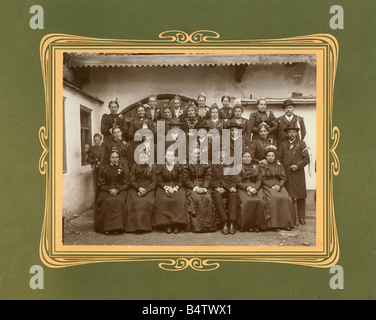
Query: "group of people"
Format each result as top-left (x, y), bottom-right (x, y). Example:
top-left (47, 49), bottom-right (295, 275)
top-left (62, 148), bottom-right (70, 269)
top-left (86, 93), bottom-right (310, 236)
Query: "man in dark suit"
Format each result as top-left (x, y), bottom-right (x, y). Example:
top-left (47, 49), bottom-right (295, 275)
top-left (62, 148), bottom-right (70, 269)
top-left (278, 124), bottom-right (310, 225)
top-left (145, 95), bottom-right (162, 122)
top-left (276, 99), bottom-right (306, 149)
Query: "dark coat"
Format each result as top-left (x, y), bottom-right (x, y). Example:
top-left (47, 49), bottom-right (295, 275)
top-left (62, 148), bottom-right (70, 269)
top-left (145, 107), bottom-right (163, 122)
top-left (210, 164), bottom-right (238, 190)
top-left (276, 114), bottom-right (306, 148)
top-left (278, 139), bottom-right (309, 198)
top-left (227, 117), bottom-right (251, 142)
top-left (128, 117), bottom-right (155, 139)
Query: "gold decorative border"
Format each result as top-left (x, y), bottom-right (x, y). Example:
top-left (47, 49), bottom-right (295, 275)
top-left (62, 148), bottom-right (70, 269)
top-left (39, 31), bottom-right (340, 270)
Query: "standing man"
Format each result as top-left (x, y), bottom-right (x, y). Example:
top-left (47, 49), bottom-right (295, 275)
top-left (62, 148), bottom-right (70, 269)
top-left (276, 99), bottom-right (306, 149)
top-left (145, 95), bottom-right (162, 122)
top-left (278, 124), bottom-right (310, 225)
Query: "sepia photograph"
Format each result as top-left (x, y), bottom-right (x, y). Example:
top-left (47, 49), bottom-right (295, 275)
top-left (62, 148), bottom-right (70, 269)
top-left (61, 52), bottom-right (317, 247)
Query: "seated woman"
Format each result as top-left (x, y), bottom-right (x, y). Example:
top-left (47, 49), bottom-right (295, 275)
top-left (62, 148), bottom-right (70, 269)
top-left (125, 150), bottom-right (157, 233)
top-left (250, 123), bottom-right (277, 164)
top-left (101, 125), bottom-right (132, 167)
top-left (154, 150), bottom-right (187, 234)
top-left (95, 150), bottom-right (130, 235)
top-left (237, 150), bottom-right (265, 232)
top-left (183, 148), bottom-right (217, 233)
top-left (260, 148), bottom-right (295, 230)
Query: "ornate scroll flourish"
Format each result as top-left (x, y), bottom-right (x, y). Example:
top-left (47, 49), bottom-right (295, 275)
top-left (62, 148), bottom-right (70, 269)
top-left (330, 126), bottom-right (340, 176)
top-left (39, 126), bottom-right (48, 175)
top-left (158, 258), bottom-right (220, 272)
top-left (158, 30), bottom-right (220, 43)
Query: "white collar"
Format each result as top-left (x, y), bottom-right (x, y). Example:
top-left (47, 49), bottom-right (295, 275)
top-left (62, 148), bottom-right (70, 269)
top-left (285, 114), bottom-right (294, 121)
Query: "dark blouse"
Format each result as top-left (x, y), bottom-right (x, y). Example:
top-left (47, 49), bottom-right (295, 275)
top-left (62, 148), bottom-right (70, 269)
top-left (183, 164), bottom-right (211, 190)
top-left (249, 111), bottom-right (278, 136)
top-left (100, 113), bottom-right (124, 138)
top-left (156, 164), bottom-right (183, 189)
top-left (130, 163), bottom-right (157, 192)
top-left (128, 117), bottom-right (155, 138)
top-left (205, 119), bottom-right (226, 133)
top-left (260, 161), bottom-right (286, 188)
top-left (219, 107), bottom-right (233, 120)
top-left (250, 137), bottom-right (276, 163)
top-left (101, 137), bottom-right (132, 166)
top-left (98, 163), bottom-right (130, 192)
top-left (237, 163), bottom-right (262, 190)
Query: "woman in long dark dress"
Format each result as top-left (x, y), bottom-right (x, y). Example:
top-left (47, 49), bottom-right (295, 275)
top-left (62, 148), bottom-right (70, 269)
top-left (125, 151), bottom-right (157, 233)
top-left (260, 148), bottom-right (295, 230)
top-left (95, 150), bottom-right (130, 235)
top-left (183, 148), bottom-right (217, 233)
top-left (250, 123), bottom-right (277, 164)
top-left (237, 151), bottom-right (265, 232)
top-left (154, 150), bottom-right (187, 234)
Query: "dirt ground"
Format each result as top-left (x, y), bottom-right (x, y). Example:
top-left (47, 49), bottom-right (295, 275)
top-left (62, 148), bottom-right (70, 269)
top-left (63, 209), bottom-right (316, 247)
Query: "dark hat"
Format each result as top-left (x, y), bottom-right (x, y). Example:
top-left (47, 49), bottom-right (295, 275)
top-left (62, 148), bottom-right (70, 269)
top-left (281, 99), bottom-right (295, 109)
top-left (226, 123), bottom-right (242, 130)
top-left (194, 121), bottom-right (209, 130)
top-left (168, 118), bottom-right (183, 126)
top-left (283, 124), bottom-right (300, 133)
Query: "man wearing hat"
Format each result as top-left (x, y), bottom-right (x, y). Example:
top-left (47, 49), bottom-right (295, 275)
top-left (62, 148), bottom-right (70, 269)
top-left (226, 123), bottom-right (251, 158)
top-left (164, 118), bottom-right (186, 163)
top-left (278, 124), bottom-right (310, 225)
top-left (276, 99), bottom-right (306, 149)
top-left (190, 121), bottom-right (212, 163)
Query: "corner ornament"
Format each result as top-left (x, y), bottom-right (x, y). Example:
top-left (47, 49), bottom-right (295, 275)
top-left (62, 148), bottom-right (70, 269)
top-left (158, 30), bottom-right (220, 44)
top-left (159, 258), bottom-right (220, 272)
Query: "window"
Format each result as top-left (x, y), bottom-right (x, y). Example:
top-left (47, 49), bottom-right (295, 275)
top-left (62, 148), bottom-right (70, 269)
top-left (80, 105), bottom-right (92, 165)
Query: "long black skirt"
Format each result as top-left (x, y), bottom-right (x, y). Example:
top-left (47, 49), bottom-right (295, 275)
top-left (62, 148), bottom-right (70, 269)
top-left (125, 189), bottom-right (155, 232)
top-left (237, 189), bottom-right (265, 231)
top-left (154, 188), bottom-right (187, 227)
top-left (186, 190), bottom-right (217, 233)
top-left (95, 190), bottom-right (128, 233)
